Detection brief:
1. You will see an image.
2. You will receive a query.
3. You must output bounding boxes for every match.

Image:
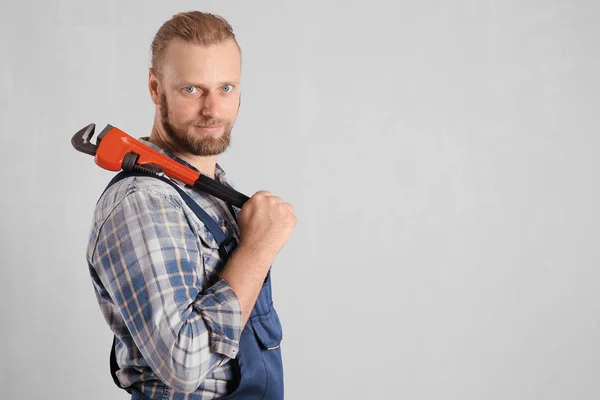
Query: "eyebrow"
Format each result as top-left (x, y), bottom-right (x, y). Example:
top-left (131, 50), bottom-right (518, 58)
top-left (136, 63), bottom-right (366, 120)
top-left (178, 80), bottom-right (240, 88)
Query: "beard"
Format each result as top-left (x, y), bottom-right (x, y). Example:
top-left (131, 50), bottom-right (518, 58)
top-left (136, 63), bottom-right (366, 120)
top-left (160, 93), bottom-right (233, 156)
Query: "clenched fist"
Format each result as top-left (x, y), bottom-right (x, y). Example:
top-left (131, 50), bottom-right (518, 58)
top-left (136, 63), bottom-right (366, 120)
top-left (236, 190), bottom-right (297, 260)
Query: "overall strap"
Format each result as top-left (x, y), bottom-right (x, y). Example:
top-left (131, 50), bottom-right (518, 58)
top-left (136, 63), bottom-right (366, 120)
top-left (102, 170), bottom-right (238, 393)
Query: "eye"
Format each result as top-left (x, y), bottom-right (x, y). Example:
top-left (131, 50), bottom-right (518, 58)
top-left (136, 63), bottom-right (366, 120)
top-left (222, 85), bottom-right (233, 93)
top-left (184, 86), bottom-right (197, 94)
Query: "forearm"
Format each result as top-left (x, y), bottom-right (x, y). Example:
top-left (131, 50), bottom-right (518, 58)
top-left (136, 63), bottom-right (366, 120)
top-left (220, 243), bottom-right (275, 329)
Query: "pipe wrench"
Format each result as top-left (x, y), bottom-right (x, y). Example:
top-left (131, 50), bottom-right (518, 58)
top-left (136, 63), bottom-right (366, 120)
top-left (71, 123), bottom-right (250, 207)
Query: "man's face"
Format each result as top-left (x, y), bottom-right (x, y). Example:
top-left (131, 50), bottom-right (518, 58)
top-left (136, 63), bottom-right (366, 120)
top-left (157, 38), bottom-right (241, 156)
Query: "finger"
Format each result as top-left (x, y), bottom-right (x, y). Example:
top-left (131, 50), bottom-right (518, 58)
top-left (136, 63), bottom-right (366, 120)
top-left (282, 202), bottom-right (295, 214)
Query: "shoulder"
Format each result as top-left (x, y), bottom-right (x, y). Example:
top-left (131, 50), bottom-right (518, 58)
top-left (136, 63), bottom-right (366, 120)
top-left (98, 175), bottom-right (184, 216)
top-left (86, 175), bottom-right (191, 260)
top-left (89, 175), bottom-right (191, 244)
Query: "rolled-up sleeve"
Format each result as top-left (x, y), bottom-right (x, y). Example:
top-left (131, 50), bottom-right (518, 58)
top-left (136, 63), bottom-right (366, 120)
top-left (195, 279), bottom-right (241, 358)
top-left (91, 185), bottom-right (242, 393)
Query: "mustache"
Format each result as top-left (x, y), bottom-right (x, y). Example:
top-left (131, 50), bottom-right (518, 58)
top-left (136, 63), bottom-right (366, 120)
top-left (193, 119), bottom-right (224, 127)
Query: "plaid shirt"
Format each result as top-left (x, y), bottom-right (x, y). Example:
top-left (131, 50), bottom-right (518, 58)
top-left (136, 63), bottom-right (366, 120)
top-left (86, 139), bottom-right (243, 399)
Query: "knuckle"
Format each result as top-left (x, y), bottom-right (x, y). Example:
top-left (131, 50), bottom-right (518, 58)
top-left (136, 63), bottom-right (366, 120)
top-left (253, 190), bottom-right (270, 198)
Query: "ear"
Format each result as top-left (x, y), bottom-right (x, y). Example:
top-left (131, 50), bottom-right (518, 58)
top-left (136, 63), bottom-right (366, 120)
top-left (148, 68), bottom-right (161, 105)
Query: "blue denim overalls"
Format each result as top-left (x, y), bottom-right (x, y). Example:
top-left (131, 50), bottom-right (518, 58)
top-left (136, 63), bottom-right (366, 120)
top-left (102, 171), bottom-right (284, 400)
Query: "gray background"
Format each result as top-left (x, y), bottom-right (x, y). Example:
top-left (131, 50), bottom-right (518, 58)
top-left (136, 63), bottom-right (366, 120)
top-left (1, 0), bottom-right (599, 399)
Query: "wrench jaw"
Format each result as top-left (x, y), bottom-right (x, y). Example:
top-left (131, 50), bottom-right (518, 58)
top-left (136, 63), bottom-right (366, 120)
top-left (72, 123), bottom-right (150, 171)
top-left (97, 123), bottom-right (114, 141)
top-left (71, 123), bottom-right (99, 156)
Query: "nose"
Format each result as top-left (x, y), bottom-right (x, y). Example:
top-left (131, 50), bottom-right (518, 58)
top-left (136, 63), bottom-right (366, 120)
top-left (201, 91), bottom-right (221, 118)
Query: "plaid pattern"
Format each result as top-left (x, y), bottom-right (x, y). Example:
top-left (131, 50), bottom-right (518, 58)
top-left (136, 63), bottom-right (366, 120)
top-left (86, 139), bottom-right (243, 399)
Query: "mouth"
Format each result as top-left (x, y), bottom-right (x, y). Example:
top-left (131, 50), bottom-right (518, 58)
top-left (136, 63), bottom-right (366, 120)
top-left (194, 125), bottom-right (223, 134)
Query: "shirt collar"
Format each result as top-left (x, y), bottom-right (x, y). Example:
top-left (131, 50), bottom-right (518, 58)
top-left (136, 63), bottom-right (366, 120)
top-left (138, 137), bottom-right (228, 185)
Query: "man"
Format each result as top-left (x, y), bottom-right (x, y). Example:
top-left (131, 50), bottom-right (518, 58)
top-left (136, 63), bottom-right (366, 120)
top-left (86, 11), bottom-right (296, 400)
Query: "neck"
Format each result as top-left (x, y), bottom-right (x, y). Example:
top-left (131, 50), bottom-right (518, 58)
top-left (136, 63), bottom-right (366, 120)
top-left (149, 123), bottom-right (218, 180)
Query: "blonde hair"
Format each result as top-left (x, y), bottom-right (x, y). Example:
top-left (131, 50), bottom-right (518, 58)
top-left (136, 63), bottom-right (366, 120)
top-left (151, 11), bottom-right (240, 77)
